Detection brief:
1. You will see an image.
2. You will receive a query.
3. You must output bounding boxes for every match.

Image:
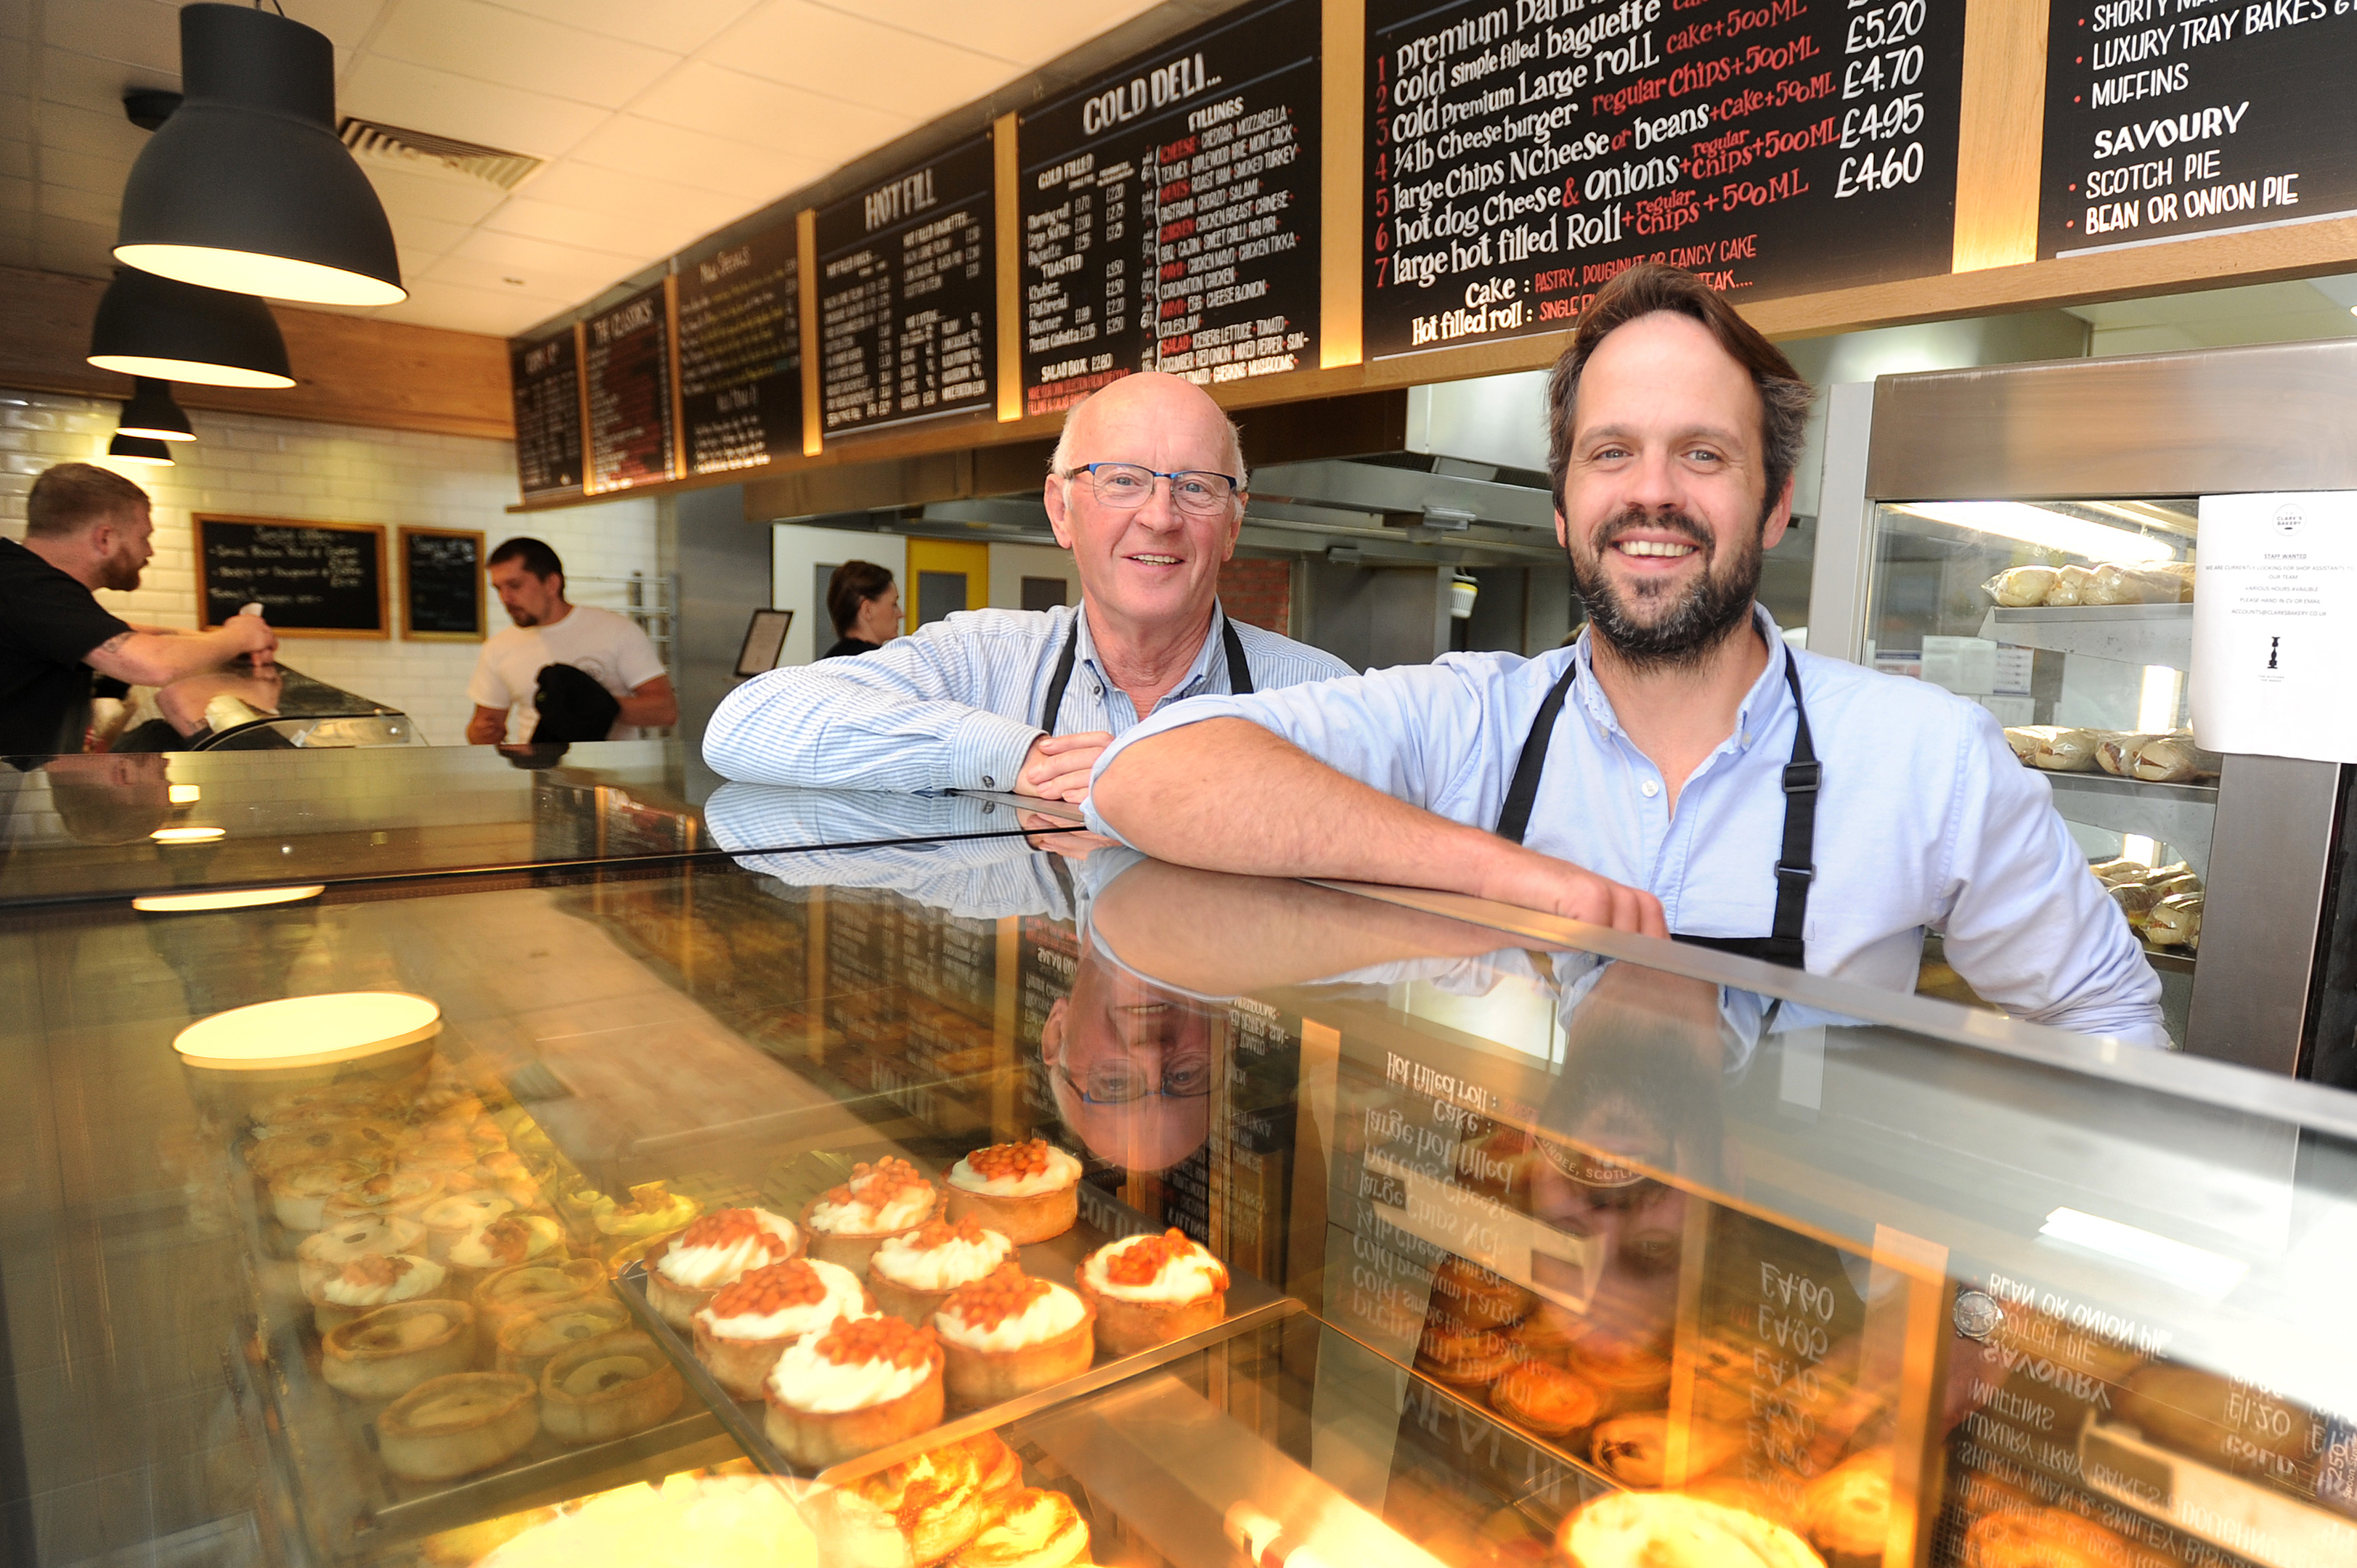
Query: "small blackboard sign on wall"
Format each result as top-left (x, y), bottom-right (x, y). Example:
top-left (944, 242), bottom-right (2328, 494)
top-left (195, 514), bottom-right (388, 638)
top-left (399, 526), bottom-right (486, 642)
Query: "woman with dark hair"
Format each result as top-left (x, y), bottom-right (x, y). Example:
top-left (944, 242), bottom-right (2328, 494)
top-left (823, 561), bottom-right (900, 659)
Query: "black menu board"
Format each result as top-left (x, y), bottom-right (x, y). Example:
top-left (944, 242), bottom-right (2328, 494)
top-left (1018, 0), bottom-right (1321, 417)
top-left (1364, 0), bottom-right (1964, 359)
top-left (510, 332), bottom-right (582, 499)
top-left (584, 283), bottom-right (673, 493)
top-left (194, 514), bottom-right (386, 637)
top-left (815, 134), bottom-right (996, 436)
top-left (677, 224), bottom-right (802, 473)
top-left (399, 526), bottom-right (484, 642)
top-left (2039, 0), bottom-right (2357, 256)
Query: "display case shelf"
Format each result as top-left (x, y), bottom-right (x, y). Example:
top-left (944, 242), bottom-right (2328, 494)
top-left (2042, 770), bottom-right (2218, 878)
top-left (1978, 603), bottom-right (2194, 669)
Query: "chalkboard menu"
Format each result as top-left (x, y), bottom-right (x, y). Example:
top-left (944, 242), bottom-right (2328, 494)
top-left (511, 332), bottom-right (582, 499)
top-left (1018, 0), bottom-right (1321, 417)
top-left (815, 134), bottom-right (996, 436)
top-left (195, 514), bottom-right (386, 637)
top-left (2039, 0), bottom-right (2357, 256)
top-left (585, 283), bottom-right (674, 492)
top-left (399, 526), bottom-right (484, 642)
top-left (677, 223), bottom-right (801, 473)
top-left (1363, 0), bottom-right (1965, 359)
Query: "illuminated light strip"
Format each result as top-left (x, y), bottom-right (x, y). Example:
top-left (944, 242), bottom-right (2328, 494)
top-left (1898, 502), bottom-right (2175, 564)
top-left (133, 886), bottom-right (324, 913)
top-left (2039, 1206), bottom-right (2247, 1300)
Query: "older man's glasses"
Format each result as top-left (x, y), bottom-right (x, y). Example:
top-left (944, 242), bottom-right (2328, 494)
top-left (1067, 462), bottom-right (1239, 516)
top-left (1059, 1055), bottom-right (1213, 1105)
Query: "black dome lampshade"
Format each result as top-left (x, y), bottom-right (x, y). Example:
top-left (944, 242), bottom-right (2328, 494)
top-left (118, 378), bottom-right (195, 441)
top-left (107, 432), bottom-right (176, 467)
top-left (113, 4), bottom-right (404, 308)
top-left (89, 267), bottom-right (295, 388)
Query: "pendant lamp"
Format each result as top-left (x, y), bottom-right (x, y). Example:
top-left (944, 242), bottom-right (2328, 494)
top-left (113, 4), bottom-right (404, 308)
top-left (118, 378), bottom-right (195, 441)
top-left (88, 268), bottom-right (294, 388)
top-left (107, 433), bottom-right (176, 467)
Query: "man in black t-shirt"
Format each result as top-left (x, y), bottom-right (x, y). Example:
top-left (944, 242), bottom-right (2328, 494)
top-left (0, 463), bottom-right (276, 757)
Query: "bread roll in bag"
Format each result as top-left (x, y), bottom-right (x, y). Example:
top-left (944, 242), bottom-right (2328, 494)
top-left (2043, 565), bottom-right (2095, 606)
top-left (2146, 892), bottom-right (2202, 949)
top-left (1982, 566), bottom-right (2059, 607)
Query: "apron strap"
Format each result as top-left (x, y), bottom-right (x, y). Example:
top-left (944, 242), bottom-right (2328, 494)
top-left (1040, 607), bottom-right (1254, 732)
top-left (1496, 655), bottom-right (1581, 845)
top-left (1768, 645), bottom-right (1818, 955)
top-left (1221, 613), bottom-right (1255, 696)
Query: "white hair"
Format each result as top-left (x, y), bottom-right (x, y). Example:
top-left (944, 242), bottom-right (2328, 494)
top-left (1049, 382), bottom-right (1249, 492)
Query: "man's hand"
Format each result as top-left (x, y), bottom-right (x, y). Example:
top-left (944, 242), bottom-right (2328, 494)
top-left (1017, 730), bottom-right (1112, 803)
top-left (222, 613), bottom-right (277, 666)
top-left (1017, 809), bottom-right (1118, 859)
top-left (1482, 849), bottom-right (1669, 936)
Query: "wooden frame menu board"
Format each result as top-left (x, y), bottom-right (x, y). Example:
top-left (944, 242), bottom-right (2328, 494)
top-left (584, 282), bottom-right (675, 493)
top-left (195, 514), bottom-right (387, 638)
top-left (398, 526), bottom-right (487, 642)
top-left (677, 222), bottom-right (802, 474)
top-left (510, 332), bottom-right (583, 499)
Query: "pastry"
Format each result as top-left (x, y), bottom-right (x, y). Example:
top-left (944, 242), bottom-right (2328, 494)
top-left (763, 1312), bottom-right (945, 1467)
top-left (851, 1439), bottom-right (992, 1565)
top-left (474, 1258), bottom-right (608, 1352)
top-left (270, 1158), bottom-right (380, 1233)
top-left (322, 1299), bottom-right (477, 1400)
top-left (540, 1329), bottom-right (684, 1445)
top-left (308, 1251), bottom-right (450, 1334)
top-left (870, 1217), bottom-right (1017, 1326)
top-left (1566, 1338), bottom-right (1674, 1413)
top-left (943, 1140), bottom-right (1083, 1245)
top-left (245, 1119), bottom-right (402, 1180)
top-left (805, 1158), bottom-right (937, 1271)
top-left (966, 1429), bottom-right (1023, 1497)
top-left (298, 1215), bottom-right (428, 1292)
top-left (474, 1149), bottom-right (544, 1209)
top-left (1802, 1455), bottom-right (1892, 1565)
top-left (935, 1266), bottom-right (1094, 1408)
top-left (646, 1206), bottom-right (804, 1331)
top-left (318, 1168), bottom-right (447, 1231)
top-left (1510, 1303), bottom-right (1581, 1365)
top-left (495, 1297), bottom-right (634, 1382)
top-left (422, 1192), bottom-right (517, 1260)
top-left (948, 1487), bottom-right (1089, 1568)
top-left (693, 1257), bottom-right (874, 1401)
top-left (1488, 1358), bottom-right (1602, 1437)
top-left (447, 1214), bottom-right (565, 1293)
top-left (250, 1083), bottom-right (399, 1132)
top-left (470, 1476), bottom-right (838, 1568)
top-left (1430, 1256), bottom-right (1534, 1329)
top-left (1075, 1228), bottom-right (1227, 1355)
top-left (377, 1371), bottom-right (540, 1482)
top-left (1557, 1490), bottom-right (1823, 1568)
top-left (1961, 1507), bottom-right (2122, 1568)
top-left (1589, 1413), bottom-right (1739, 1488)
top-left (1414, 1319), bottom-right (1521, 1387)
top-left (590, 1180), bottom-right (703, 1266)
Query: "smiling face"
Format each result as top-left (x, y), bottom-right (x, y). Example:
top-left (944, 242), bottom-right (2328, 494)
top-left (1043, 373), bottom-right (1243, 641)
top-left (1041, 949), bottom-right (1214, 1172)
top-left (1555, 311), bottom-right (1791, 667)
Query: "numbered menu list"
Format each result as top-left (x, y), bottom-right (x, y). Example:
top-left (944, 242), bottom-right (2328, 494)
top-left (1017, 0), bottom-right (1319, 418)
top-left (815, 134), bottom-right (996, 437)
top-left (511, 331), bottom-right (582, 499)
top-left (584, 283), bottom-right (673, 493)
top-left (2040, 0), bottom-right (2357, 255)
top-left (677, 223), bottom-right (800, 473)
top-left (1363, 0), bottom-right (1964, 359)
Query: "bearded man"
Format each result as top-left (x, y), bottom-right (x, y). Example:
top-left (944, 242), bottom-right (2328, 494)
top-left (1086, 264), bottom-right (2164, 1045)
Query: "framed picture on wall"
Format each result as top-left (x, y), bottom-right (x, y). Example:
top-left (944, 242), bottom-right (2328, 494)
top-left (193, 514), bottom-right (388, 638)
top-left (398, 526), bottom-right (487, 642)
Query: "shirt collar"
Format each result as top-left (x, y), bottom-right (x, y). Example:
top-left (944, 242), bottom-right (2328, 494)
top-left (1571, 603), bottom-right (1793, 751)
top-left (1075, 601), bottom-right (1232, 698)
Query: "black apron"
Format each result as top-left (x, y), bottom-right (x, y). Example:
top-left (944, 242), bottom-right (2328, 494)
top-left (1038, 609), bottom-right (1255, 731)
top-left (1494, 645), bottom-right (1820, 970)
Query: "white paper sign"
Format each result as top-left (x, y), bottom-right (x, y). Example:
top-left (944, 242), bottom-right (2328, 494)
top-left (2192, 491), bottom-right (2357, 763)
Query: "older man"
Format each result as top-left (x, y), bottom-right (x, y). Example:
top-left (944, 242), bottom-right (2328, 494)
top-left (703, 372), bottom-right (1351, 799)
top-left (1088, 265), bottom-right (2165, 1045)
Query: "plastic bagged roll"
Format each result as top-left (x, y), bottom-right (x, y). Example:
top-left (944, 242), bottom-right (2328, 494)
top-left (2003, 726), bottom-right (2051, 764)
top-left (2031, 727), bottom-right (2102, 771)
top-left (2085, 563), bottom-right (2181, 605)
top-left (2043, 565), bottom-right (2096, 606)
top-left (1983, 565), bottom-right (2059, 608)
top-left (2159, 560), bottom-right (2196, 601)
top-left (2125, 732), bottom-right (2221, 783)
top-left (2109, 881), bottom-right (2162, 927)
top-left (2146, 891), bottom-right (2203, 949)
top-left (2088, 857), bottom-right (2150, 886)
top-left (2095, 733), bottom-right (2160, 776)
top-left (2150, 871), bottom-right (2202, 901)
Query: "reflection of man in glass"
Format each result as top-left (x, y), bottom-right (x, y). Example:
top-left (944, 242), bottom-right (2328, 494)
top-left (1041, 949), bottom-right (1216, 1174)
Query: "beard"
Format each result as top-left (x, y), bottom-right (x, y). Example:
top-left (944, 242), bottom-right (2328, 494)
top-left (98, 546), bottom-right (144, 592)
top-left (1570, 505), bottom-right (1762, 671)
top-left (505, 604), bottom-right (540, 626)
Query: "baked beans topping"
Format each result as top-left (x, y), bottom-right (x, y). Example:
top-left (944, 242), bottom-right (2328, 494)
top-left (1103, 1228), bottom-right (1227, 1289)
top-left (340, 1254), bottom-right (410, 1288)
top-left (942, 1265), bottom-right (1051, 1330)
top-left (906, 1215), bottom-right (993, 1252)
top-left (709, 1259), bottom-right (826, 1316)
top-left (677, 1207), bottom-right (787, 1258)
top-left (815, 1313), bottom-right (940, 1370)
top-left (966, 1140), bottom-right (1054, 1183)
top-left (821, 1156), bottom-right (928, 1209)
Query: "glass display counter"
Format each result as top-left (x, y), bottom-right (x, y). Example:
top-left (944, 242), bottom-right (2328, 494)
top-left (8, 786), bottom-right (2357, 1568)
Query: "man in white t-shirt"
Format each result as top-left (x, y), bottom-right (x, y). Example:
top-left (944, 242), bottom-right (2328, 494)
top-left (465, 537), bottom-right (675, 743)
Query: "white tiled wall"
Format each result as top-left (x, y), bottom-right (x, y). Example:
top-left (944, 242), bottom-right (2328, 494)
top-left (0, 388), bottom-right (659, 747)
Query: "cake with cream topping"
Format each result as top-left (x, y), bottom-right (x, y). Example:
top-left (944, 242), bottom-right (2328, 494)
top-left (446, 1214), bottom-right (566, 1294)
top-left (804, 1157), bottom-right (937, 1271)
top-left (298, 1215), bottom-right (427, 1293)
top-left (1075, 1228), bottom-right (1227, 1355)
top-left (692, 1257), bottom-right (875, 1400)
top-left (934, 1265), bottom-right (1094, 1408)
top-left (646, 1206), bottom-right (803, 1331)
top-left (868, 1217), bottom-right (1017, 1325)
top-left (764, 1312), bottom-right (945, 1466)
top-left (943, 1140), bottom-right (1081, 1244)
top-left (422, 1192), bottom-right (516, 1260)
top-left (307, 1251), bottom-right (449, 1333)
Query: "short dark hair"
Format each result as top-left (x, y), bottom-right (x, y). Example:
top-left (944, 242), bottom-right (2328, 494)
top-left (1544, 264), bottom-right (1814, 520)
top-left (27, 462), bottom-right (150, 539)
top-left (488, 536), bottom-right (563, 585)
top-left (827, 560), bottom-right (895, 636)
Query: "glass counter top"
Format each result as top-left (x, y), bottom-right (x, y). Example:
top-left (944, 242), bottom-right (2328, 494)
top-left (8, 795), bottom-right (2356, 1568)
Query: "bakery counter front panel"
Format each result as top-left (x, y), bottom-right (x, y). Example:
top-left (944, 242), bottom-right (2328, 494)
top-left (11, 793), bottom-right (2357, 1568)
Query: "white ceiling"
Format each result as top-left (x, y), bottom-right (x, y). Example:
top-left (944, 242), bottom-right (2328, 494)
top-left (0, 0), bottom-right (1164, 338)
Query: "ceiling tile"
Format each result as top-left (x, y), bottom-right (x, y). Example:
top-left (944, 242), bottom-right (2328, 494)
top-left (382, 207), bottom-right (473, 256)
top-left (0, 0), bottom-right (30, 44)
top-left (44, 0), bottom-right (179, 75)
top-left (483, 195), bottom-right (722, 261)
top-left (630, 60), bottom-right (910, 163)
top-left (0, 172), bottom-right (27, 211)
top-left (0, 136), bottom-right (28, 180)
top-left (439, 224), bottom-right (640, 285)
top-left (508, 160), bottom-right (744, 228)
top-left (39, 42), bottom-right (176, 123)
top-left (807, 0), bottom-right (1160, 69)
top-left (368, 0), bottom-right (680, 111)
top-left (711, 1), bottom-right (1010, 113)
top-left (34, 211), bottom-right (115, 277)
top-left (38, 179), bottom-right (115, 229)
top-left (366, 277), bottom-right (566, 336)
top-left (0, 94), bottom-right (28, 143)
top-left (342, 54), bottom-right (608, 161)
top-left (36, 145), bottom-right (131, 200)
top-left (36, 99), bottom-right (148, 163)
top-left (359, 160), bottom-right (510, 227)
top-left (284, 0), bottom-right (393, 52)
top-left (560, 115), bottom-right (820, 203)
top-left (495, 0), bottom-right (760, 52)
